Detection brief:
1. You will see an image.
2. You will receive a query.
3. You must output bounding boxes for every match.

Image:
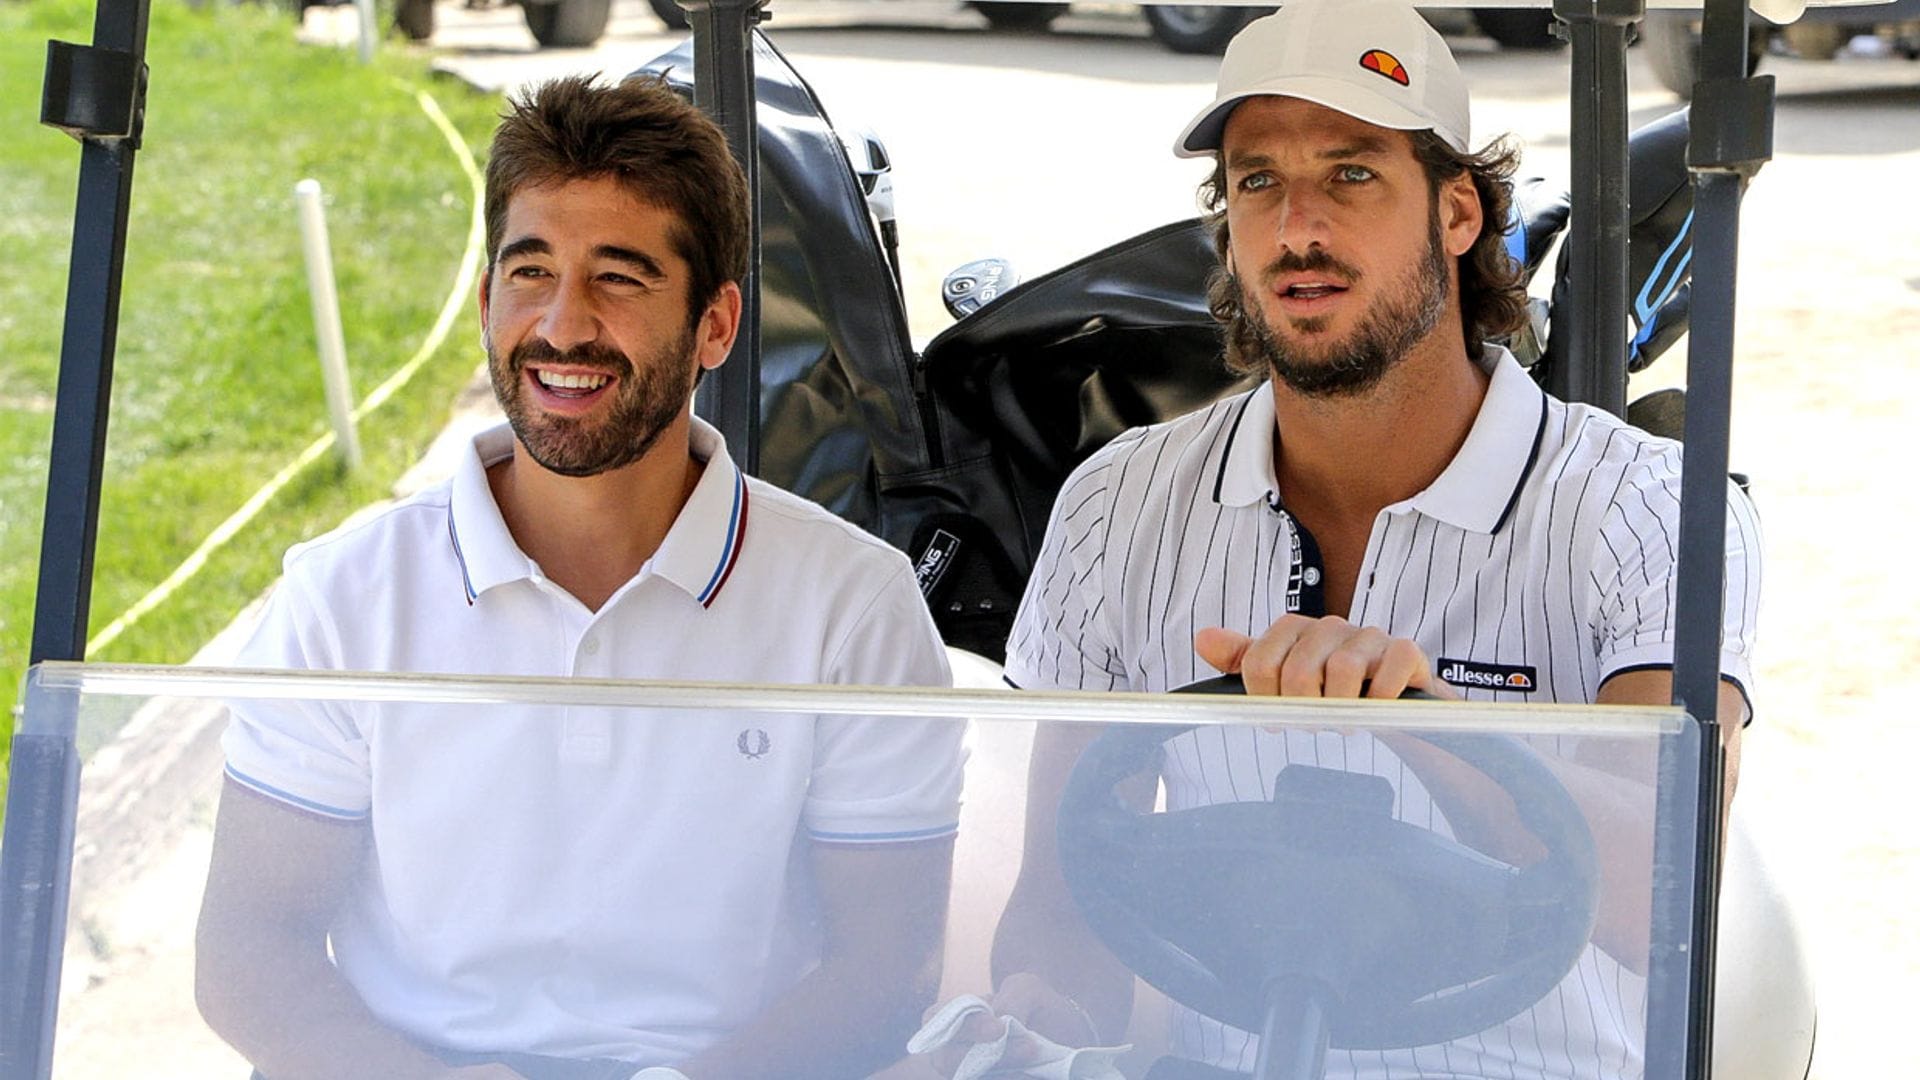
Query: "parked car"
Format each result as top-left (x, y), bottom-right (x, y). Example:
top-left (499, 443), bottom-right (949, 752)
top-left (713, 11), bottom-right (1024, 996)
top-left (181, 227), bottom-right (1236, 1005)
top-left (385, 0), bottom-right (614, 48)
top-left (380, 0), bottom-right (1560, 55)
top-left (641, 2), bottom-right (1563, 55)
top-left (1641, 0), bottom-right (1920, 97)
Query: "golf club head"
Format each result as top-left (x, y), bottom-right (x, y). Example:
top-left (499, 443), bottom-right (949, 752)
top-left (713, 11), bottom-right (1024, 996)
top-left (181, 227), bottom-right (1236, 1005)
top-left (942, 257), bottom-right (1020, 319)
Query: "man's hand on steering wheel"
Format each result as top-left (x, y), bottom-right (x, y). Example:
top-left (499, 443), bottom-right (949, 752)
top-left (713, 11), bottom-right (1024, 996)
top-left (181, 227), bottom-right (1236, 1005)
top-left (1195, 616), bottom-right (1457, 700)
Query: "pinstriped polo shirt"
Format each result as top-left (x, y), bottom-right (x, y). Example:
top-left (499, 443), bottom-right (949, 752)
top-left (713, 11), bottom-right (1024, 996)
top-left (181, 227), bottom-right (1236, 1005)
top-left (222, 416), bottom-right (962, 1065)
top-left (1006, 346), bottom-right (1763, 1079)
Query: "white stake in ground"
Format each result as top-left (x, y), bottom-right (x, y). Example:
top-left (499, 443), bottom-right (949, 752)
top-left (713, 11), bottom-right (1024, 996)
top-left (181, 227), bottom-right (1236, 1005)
top-left (355, 0), bottom-right (377, 63)
top-left (294, 178), bottom-right (362, 470)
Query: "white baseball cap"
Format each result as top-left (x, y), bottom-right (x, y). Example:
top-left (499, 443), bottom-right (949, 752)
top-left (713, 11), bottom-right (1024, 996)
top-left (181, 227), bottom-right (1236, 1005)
top-left (1175, 0), bottom-right (1471, 159)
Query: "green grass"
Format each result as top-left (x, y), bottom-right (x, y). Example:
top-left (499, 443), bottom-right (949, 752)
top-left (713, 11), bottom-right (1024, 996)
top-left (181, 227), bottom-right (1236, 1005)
top-left (1, 0), bottom-right (506, 809)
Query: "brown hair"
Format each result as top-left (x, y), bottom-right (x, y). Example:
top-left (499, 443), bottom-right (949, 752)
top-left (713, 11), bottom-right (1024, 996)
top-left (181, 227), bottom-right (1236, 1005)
top-left (484, 74), bottom-right (749, 326)
top-left (1199, 128), bottom-right (1529, 375)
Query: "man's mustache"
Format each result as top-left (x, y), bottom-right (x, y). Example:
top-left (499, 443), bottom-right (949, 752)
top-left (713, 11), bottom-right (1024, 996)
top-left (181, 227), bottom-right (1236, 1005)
top-left (506, 337), bottom-right (628, 374)
top-left (1261, 248), bottom-right (1362, 284)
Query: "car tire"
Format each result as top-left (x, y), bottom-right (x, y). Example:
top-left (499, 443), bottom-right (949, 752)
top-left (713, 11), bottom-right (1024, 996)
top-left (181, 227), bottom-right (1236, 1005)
top-left (970, 2), bottom-right (1067, 32)
top-left (1143, 5), bottom-right (1270, 54)
top-left (1781, 21), bottom-right (1847, 60)
top-left (647, 0), bottom-right (688, 30)
top-left (394, 0), bottom-right (434, 40)
top-left (1473, 8), bottom-right (1560, 50)
top-left (1641, 11), bottom-right (1768, 100)
top-left (523, 0), bottom-right (612, 47)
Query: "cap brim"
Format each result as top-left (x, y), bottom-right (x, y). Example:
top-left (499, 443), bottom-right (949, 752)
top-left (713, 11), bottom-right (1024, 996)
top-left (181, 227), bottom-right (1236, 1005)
top-left (1174, 75), bottom-right (1461, 158)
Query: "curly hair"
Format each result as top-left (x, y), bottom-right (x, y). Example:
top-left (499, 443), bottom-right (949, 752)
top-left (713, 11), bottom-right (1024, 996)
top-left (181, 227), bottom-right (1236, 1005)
top-left (1199, 128), bottom-right (1529, 376)
top-left (484, 74), bottom-right (749, 329)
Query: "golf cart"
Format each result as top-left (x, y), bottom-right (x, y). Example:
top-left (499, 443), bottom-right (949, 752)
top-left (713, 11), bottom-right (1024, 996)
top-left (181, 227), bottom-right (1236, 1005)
top-left (3, 1), bottom-right (1831, 1078)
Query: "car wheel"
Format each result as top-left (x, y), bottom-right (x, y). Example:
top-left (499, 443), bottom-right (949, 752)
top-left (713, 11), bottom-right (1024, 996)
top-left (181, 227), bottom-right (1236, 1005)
top-left (1781, 21), bottom-right (1847, 60)
top-left (1473, 8), bottom-right (1561, 50)
top-left (394, 0), bottom-right (434, 40)
top-left (647, 0), bottom-right (688, 30)
top-left (523, 0), bottom-right (612, 47)
top-left (1641, 11), bottom-right (1768, 100)
top-left (1143, 5), bottom-right (1270, 54)
top-left (970, 2), bottom-right (1067, 32)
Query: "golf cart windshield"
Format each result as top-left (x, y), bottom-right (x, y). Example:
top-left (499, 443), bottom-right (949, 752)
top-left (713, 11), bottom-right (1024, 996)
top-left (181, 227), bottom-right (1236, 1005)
top-left (26, 662), bottom-right (1699, 1080)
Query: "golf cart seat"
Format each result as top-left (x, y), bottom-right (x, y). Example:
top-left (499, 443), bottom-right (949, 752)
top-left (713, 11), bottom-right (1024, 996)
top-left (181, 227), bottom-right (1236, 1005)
top-left (940, 648), bottom-right (1816, 1079)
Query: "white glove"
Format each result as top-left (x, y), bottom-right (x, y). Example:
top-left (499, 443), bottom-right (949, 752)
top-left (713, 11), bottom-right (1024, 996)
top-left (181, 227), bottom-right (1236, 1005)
top-left (907, 994), bottom-right (1130, 1080)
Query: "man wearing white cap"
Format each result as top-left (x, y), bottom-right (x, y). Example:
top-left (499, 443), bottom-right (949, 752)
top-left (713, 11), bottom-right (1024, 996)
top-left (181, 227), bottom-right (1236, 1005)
top-left (960, 2), bottom-right (1764, 1078)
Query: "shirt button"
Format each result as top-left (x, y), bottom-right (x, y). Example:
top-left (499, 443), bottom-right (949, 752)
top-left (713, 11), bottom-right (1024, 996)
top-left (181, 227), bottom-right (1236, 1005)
top-left (1303, 567), bottom-right (1323, 587)
top-left (582, 636), bottom-right (601, 657)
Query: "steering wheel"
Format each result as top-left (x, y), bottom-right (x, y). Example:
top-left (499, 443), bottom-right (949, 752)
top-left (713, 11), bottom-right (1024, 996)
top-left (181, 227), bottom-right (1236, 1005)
top-left (1056, 675), bottom-right (1600, 1053)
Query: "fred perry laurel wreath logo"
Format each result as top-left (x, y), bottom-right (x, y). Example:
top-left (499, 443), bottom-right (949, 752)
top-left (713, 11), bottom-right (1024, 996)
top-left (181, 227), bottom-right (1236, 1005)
top-left (1438, 659), bottom-right (1539, 693)
top-left (1359, 49), bottom-right (1411, 87)
top-left (737, 729), bottom-right (771, 759)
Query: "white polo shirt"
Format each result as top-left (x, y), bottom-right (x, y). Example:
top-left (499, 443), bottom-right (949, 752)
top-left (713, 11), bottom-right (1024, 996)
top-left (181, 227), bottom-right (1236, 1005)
top-left (1006, 347), bottom-right (1763, 1079)
top-left (223, 418), bottom-right (963, 1065)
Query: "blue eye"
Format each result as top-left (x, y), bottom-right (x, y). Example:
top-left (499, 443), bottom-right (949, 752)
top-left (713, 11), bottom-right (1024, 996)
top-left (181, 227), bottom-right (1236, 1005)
top-left (1238, 172), bottom-right (1274, 192)
top-left (1336, 165), bottom-right (1376, 183)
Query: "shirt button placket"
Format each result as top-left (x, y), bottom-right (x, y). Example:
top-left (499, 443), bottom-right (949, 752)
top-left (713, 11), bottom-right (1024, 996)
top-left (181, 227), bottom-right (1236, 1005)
top-left (563, 631), bottom-right (611, 762)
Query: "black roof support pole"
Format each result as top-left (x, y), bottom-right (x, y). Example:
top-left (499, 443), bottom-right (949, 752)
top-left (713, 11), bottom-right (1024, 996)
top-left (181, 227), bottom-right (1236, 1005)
top-left (0, 0), bottom-right (152, 1074)
top-left (681, 0), bottom-right (767, 477)
top-left (1672, 1), bottom-right (1773, 1077)
top-left (1549, 0), bottom-right (1640, 418)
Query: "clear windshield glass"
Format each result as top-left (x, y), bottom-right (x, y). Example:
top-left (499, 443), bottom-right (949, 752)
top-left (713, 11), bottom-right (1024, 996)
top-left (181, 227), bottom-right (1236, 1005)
top-left (24, 662), bottom-right (1700, 1080)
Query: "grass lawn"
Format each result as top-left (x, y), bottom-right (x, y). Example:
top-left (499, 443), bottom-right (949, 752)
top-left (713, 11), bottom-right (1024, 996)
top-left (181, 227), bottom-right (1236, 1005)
top-left (1, 0), bottom-right (507, 808)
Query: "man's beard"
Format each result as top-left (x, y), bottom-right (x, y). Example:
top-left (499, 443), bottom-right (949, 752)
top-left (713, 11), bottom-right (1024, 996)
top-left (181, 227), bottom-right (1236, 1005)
top-left (1235, 210), bottom-right (1451, 399)
top-left (487, 326), bottom-right (699, 478)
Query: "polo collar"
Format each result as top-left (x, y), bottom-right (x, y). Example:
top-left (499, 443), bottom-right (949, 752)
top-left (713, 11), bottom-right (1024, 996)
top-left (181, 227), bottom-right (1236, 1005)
top-left (1406, 346), bottom-right (1548, 535)
top-left (447, 424), bottom-right (537, 603)
top-left (1210, 345), bottom-right (1547, 534)
top-left (445, 417), bottom-right (750, 607)
top-left (1213, 387), bottom-right (1280, 509)
top-left (645, 417), bottom-right (750, 608)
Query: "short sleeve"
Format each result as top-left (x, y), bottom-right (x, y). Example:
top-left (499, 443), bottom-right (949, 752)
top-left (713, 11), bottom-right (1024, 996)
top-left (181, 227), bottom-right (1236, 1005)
top-left (1003, 453), bottom-right (1130, 692)
top-left (805, 562), bottom-right (966, 844)
top-left (221, 569), bottom-right (372, 820)
top-left (1593, 469), bottom-right (1763, 715)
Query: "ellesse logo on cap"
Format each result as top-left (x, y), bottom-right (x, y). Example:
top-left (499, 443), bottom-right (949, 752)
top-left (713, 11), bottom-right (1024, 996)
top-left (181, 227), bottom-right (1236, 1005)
top-left (1437, 659), bottom-right (1538, 693)
top-left (1359, 49), bottom-right (1411, 87)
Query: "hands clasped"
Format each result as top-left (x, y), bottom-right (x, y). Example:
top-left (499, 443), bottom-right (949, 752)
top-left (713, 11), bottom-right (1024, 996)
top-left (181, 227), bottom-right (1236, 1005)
top-left (908, 981), bottom-right (1127, 1080)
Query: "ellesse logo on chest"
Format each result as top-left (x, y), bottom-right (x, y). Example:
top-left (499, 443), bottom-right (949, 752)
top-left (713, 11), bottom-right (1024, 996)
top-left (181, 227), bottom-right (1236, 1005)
top-left (1437, 659), bottom-right (1539, 693)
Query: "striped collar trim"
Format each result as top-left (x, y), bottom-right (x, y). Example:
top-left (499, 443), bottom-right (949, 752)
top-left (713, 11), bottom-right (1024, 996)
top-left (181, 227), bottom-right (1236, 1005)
top-left (447, 510), bottom-right (479, 605)
top-left (648, 416), bottom-right (751, 609)
top-left (692, 466), bottom-right (749, 607)
top-left (446, 424), bottom-right (537, 605)
top-left (443, 419), bottom-right (752, 607)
